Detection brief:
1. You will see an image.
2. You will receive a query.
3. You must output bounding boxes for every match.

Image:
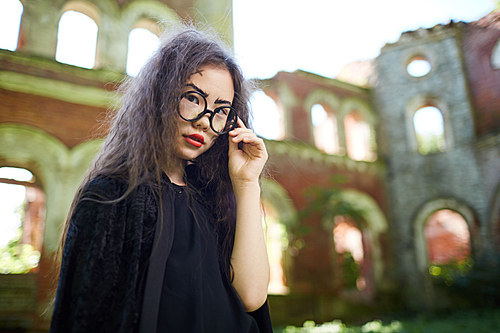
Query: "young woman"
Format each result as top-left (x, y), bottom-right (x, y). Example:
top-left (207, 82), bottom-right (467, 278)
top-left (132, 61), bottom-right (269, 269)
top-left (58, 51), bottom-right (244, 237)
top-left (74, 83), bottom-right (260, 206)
top-left (50, 27), bottom-right (272, 332)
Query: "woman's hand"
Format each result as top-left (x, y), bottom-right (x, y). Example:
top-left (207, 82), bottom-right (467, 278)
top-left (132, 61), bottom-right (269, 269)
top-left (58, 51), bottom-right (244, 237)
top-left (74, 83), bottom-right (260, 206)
top-left (228, 118), bottom-right (268, 188)
top-left (227, 118), bottom-right (270, 311)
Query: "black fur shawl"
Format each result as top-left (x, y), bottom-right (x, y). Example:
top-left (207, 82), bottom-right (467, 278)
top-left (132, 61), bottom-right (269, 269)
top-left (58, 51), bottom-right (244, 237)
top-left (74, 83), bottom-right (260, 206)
top-left (50, 174), bottom-right (162, 332)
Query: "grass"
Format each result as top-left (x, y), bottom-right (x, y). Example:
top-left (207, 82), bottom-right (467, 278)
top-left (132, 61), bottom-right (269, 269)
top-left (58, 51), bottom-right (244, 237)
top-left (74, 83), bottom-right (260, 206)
top-left (274, 308), bottom-right (500, 333)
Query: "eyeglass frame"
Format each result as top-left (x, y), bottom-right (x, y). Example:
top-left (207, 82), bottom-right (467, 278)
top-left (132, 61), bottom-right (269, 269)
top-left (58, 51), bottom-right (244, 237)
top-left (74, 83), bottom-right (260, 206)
top-left (177, 90), bottom-right (238, 135)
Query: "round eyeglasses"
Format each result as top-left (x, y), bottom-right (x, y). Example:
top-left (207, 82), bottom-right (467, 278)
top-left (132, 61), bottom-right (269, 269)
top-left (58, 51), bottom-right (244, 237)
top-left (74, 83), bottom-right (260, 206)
top-left (178, 90), bottom-right (238, 135)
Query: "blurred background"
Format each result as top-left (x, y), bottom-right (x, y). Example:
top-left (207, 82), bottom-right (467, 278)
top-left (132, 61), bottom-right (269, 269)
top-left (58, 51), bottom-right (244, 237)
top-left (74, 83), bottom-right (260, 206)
top-left (1, 0), bottom-right (500, 332)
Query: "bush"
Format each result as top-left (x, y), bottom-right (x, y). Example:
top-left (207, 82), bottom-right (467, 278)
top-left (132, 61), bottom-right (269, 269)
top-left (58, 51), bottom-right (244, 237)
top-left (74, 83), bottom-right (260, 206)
top-left (275, 308), bottom-right (500, 333)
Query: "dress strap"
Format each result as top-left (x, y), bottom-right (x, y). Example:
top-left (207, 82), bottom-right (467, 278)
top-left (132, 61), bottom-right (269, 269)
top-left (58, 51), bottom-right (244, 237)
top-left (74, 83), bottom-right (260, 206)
top-left (139, 185), bottom-right (176, 333)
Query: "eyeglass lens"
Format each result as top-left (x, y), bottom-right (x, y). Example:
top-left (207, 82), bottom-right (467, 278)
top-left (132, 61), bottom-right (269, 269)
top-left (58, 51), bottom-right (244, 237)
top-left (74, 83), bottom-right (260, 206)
top-left (179, 91), bottom-right (237, 134)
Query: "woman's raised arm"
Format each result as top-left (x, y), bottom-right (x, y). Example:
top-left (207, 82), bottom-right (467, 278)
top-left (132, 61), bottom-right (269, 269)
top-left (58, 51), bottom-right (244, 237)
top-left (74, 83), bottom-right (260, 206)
top-left (227, 119), bottom-right (270, 312)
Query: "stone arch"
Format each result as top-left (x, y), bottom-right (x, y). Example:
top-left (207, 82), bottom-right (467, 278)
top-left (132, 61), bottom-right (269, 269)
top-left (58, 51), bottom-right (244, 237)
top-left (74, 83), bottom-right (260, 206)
top-left (401, 46), bottom-right (438, 78)
top-left (491, 37), bottom-right (500, 70)
top-left (116, 1), bottom-right (181, 71)
top-left (303, 89), bottom-right (341, 114)
top-left (0, 124), bottom-right (102, 253)
top-left (121, 1), bottom-right (181, 33)
top-left (303, 89), bottom-right (343, 154)
top-left (490, 182), bottom-right (500, 249)
top-left (404, 94), bottom-right (454, 153)
top-left (261, 178), bottom-right (299, 289)
top-left (413, 198), bottom-right (477, 273)
top-left (339, 98), bottom-right (377, 161)
top-left (60, 1), bottom-right (101, 25)
top-left (338, 97), bottom-right (375, 123)
top-left (56, 1), bottom-right (100, 68)
top-left (322, 189), bottom-right (388, 287)
top-left (276, 82), bottom-right (298, 140)
top-left (0, 0), bottom-right (24, 51)
top-left (261, 178), bottom-right (299, 228)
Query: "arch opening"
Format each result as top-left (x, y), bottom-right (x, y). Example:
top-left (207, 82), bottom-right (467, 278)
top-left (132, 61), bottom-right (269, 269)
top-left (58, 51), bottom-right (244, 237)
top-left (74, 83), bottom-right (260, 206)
top-left (344, 111), bottom-right (375, 161)
top-left (0, 0), bottom-right (23, 51)
top-left (333, 216), bottom-right (366, 291)
top-left (413, 106), bottom-right (446, 155)
top-left (311, 104), bottom-right (340, 154)
top-left (263, 201), bottom-right (289, 295)
top-left (425, 209), bottom-right (472, 285)
top-left (126, 25), bottom-right (160, 77)
top-left (55, 10), bottom-right (98, 69)
top-left (0, 167), bottom-right (45, 274)
top-left (250, 90), bottom-right (283, 140)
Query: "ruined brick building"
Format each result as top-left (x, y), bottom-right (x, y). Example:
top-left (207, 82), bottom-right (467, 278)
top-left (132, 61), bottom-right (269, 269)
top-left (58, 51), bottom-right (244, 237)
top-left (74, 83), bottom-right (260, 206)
top-left (1, 0), bottom-right (499, 331)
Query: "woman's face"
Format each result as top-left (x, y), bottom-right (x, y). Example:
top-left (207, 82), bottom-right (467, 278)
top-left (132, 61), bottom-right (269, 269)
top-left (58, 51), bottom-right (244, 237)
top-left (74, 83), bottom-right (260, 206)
top-left (173, 64), bottom-right (235, 161)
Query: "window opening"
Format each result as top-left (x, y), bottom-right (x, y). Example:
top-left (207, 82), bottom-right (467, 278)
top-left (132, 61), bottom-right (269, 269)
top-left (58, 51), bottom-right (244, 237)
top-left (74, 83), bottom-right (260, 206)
top-left (262, 202), bottom-right (289, 294)
top-left (407, 57), bottom-right (431, 77)
top-left (0, 0), bottom-right (23, 51)
top-left (344, 111), bottom-right (374, 161)
top-left (311, 104), bottom-right (339, 154)
top-left (413, 106), bottom-right (446, 155)
top-left (126, 28), bottom-right (160, 77)
top-left (492, 38), bottom-right (500, 69)
top-left (426, 209), bottom-right (472, 285)
top-left (55, 10), bottom-right (98, 69)
top-left (250, 90), bottom-right (283, 140)
top-left (333, 216), bottom-right (365, 290)
top-left (0, 167), bottom-right (44, 274)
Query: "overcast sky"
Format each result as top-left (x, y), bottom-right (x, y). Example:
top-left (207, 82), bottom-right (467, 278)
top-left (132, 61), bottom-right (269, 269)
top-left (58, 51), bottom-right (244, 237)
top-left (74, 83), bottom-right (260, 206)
top-left (233, 0), bottom-right (496, 79)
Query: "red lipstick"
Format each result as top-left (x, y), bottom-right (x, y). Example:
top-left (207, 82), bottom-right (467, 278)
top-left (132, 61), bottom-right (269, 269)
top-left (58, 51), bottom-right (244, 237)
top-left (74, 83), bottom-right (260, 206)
top-left (184, 133), bottom-right (204, 148)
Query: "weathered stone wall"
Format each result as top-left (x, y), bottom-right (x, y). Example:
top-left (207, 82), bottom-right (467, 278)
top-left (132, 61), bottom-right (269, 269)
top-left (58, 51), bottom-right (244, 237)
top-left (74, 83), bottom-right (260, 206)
top-left (375, 24), bottom-right (493, 308)
top-left (17, 0), bottom-right (233, 71)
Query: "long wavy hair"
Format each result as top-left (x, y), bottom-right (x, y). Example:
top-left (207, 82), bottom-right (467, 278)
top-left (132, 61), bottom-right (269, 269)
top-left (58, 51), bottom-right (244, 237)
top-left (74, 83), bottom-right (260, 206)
top-left (58, 26), bottom-right (254, 280)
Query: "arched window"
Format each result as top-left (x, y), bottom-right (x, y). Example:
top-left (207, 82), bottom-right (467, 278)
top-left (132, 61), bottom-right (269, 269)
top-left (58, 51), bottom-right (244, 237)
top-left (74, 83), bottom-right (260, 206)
top-left (492, 38), bottom-right (500, 70)
top-left (426, 209), bottom-right (472, 284)
top-left (263, 201), bottom-right (289, 294)
top-left (55, 11), bottom-right (98, 69)
top-left (333, 216), bottom-right (366, 291)
top-left (126, 26), bottom-right (160, 77)
top-left (344, 111), bottom-right (374, 161)
top-left (250, 90), bottom-right (283, 140)
top-left (311, 104), bottom-right (339, 154)
top-left (0, 0), bottom-right (23, 51)
top-left (413, 106), bottom-right (446, 155)
top-left (0, 167), bottom-right (45, 274)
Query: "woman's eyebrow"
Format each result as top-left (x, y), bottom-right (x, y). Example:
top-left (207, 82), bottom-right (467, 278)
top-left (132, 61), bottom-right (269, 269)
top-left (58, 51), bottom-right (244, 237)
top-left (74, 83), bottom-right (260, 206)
top-left (215, 98), bottom-right (232, 106)
top-left (186, 83), bottom-right (208, 97)
top-left (186, 83), bottom-right (232, 106)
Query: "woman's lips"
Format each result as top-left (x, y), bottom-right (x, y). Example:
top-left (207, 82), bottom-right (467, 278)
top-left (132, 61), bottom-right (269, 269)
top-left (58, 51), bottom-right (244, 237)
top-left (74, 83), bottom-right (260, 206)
top-left (184, 134), bottom-right (204, 148)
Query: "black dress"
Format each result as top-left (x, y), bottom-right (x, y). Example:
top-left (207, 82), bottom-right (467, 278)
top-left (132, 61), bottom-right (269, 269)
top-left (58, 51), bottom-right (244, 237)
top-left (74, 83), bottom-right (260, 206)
top-left (156, 183), bottom-right (259, 332)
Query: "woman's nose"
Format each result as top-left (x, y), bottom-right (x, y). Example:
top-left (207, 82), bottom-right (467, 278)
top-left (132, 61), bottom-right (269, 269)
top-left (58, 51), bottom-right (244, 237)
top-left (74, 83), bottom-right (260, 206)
top-left (193, 113), bottom-right (210, 131)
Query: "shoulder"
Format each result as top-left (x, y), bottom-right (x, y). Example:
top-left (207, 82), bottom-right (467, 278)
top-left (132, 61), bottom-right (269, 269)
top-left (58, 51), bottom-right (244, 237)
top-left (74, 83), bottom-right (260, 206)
top-left (72, 175), bottom-right (160, 227)
top-left (81, 175), bottom-right (129, 202)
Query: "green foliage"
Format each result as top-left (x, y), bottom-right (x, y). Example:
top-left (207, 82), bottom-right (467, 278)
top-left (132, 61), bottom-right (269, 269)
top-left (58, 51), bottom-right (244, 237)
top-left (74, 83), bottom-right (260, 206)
top-left (342, 252), bottom-right (360, 289)
top-left (0, 227), bottom-right (40, 274)
top-left (300, 175), bottom-right (366, 225)
top-left (276, 308), bottom-right (500, 333)
top-left (428, 257), bottom-right (474, 286)
top-left (0, 200), bottom-right (40, 274)
top-left (416, 133), bottom-right (445, 155)
top-left (439, 252), bottom-right (500, 307)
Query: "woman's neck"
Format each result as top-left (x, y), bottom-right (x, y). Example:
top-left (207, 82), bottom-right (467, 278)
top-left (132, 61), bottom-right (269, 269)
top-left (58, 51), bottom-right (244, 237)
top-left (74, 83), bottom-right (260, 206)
top-left (163, 159), bottom-right (187, 186)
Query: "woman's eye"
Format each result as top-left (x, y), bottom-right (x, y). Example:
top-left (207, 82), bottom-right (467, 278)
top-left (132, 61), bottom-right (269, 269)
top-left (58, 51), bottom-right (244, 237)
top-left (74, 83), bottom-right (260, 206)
top-left (215, 108), bottom-right (229, 116)
top-left (185, 93), bottom-right (200, 105)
